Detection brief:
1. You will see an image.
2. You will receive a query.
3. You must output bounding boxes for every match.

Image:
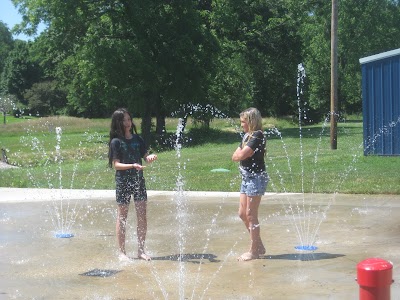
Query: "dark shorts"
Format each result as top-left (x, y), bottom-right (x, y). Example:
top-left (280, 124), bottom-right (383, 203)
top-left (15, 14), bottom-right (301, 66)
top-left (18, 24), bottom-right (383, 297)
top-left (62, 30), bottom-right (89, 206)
top-left (115, 175), bottom-right (147, 205)
top-left (239, 168), bottom-right (269, 196)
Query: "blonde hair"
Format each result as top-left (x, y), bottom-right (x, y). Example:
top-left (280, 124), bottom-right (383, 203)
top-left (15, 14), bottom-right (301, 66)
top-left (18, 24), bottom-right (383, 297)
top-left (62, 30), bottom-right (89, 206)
top-left (240, 107), bottom-right (263, 132)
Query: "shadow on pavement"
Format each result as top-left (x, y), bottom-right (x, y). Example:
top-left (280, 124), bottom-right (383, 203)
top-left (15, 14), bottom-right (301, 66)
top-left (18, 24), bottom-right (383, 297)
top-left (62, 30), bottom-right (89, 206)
top-left (263, 252), bottom-right (345, 261)
top-left (152, 253), bottom-right (220, 263)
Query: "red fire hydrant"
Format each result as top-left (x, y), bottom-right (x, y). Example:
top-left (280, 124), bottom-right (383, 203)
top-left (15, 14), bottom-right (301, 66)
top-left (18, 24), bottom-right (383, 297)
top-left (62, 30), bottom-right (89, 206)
top-left (356, 258), bottom-right (393, 300)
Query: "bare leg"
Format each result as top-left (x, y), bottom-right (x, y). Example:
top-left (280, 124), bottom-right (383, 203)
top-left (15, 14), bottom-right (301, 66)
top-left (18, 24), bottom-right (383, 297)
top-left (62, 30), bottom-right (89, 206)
top-left (116, 204), bottom-right (130, 259)
top-left (238, 195), bottom-right (265, 261)
top-left (135, 201), bottom-right (151, 261)
top-left (238, 193), bottom-right (250, 230)
top-left (239, 194), bottom-right (265, 254)
top-left (247, 195), bottom-right (263, 255)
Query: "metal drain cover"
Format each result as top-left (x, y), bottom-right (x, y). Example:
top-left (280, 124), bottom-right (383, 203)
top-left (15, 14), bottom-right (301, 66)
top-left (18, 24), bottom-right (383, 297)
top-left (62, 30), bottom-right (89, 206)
top-left (80, 269), bottom-right (121, 277)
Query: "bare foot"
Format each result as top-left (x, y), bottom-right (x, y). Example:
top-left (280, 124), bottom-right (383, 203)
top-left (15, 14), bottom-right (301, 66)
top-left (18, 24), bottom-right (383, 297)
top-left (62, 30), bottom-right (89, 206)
top-left (237, 252), bottom-right (258, 261)
top-left (258, 246), bottom-right (266, 256)
top-left (138, 253), bottom-right (151, 261)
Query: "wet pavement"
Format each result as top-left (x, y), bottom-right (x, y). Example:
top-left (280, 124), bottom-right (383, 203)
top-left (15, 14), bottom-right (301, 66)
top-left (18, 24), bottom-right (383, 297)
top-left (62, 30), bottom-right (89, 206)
top-left (1, 188), bottom-right (399, 299)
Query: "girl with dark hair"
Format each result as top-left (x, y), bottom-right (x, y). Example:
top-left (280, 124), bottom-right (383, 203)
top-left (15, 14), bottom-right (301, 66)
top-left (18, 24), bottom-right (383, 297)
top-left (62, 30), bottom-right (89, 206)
top-left (108, 108), bottom-right (157, 261)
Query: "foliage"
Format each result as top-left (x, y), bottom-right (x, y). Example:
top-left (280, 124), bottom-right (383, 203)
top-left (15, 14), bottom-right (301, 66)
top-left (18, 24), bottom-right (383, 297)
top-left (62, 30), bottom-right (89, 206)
top-left (299, 0), bottom-right (400, 117)
top-left (0, 40), bottom-right (42, 101)
top-left (1, 0), bottom-right (400, 120)
top-left (12, 1), bottom-right (218, 118)
top-left (24, 80), bottom-right (67, 115)
top-left (210, 0), bottom-right (302, 116)
top-left (0, 21), bottom-right (14, 77)
top-left (0, 94), bottom-right (17, 124)
top-left (338, 0), bottom-right (400, 113)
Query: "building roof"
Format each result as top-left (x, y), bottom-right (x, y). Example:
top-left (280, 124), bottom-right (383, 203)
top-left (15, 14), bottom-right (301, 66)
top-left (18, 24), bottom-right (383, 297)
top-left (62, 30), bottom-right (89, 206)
top-left (359, 48), bottom-right (400, 64)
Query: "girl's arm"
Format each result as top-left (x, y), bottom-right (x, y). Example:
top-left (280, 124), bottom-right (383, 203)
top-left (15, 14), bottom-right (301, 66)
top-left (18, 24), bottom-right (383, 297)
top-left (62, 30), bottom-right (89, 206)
top-left (113, 159), bottom-right (145, 170)
top-left (232, 146), bottom-right (254, 162)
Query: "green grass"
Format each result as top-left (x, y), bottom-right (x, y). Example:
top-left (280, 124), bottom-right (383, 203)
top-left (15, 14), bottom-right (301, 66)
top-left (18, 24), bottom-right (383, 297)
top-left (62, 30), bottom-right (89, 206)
top-left (1, 116), bottom-right (399, 194)
top-left (1, 114), bottom-right (37, 125)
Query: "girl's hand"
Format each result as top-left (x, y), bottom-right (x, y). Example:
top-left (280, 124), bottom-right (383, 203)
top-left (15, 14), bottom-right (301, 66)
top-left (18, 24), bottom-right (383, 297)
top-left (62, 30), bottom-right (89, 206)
top-left (146, 154), bottom-right (157, 163)
top-left (132, 163), bottom-right (146, 170)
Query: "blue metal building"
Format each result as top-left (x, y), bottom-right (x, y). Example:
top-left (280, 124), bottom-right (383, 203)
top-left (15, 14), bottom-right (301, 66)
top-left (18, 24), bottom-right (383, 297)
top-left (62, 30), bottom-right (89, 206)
top-left (360, 48), bottom-right (400, 156)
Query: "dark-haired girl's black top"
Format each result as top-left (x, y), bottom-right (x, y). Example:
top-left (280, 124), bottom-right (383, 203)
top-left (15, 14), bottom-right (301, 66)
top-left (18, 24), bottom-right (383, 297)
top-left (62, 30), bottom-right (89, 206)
top-left (109, 135), bottom-right (147, 178)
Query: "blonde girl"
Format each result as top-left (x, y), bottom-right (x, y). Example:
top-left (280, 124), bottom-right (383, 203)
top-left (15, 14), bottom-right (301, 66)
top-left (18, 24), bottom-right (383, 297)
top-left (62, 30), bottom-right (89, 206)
top-left (232, 107), bottom-right (269, 261)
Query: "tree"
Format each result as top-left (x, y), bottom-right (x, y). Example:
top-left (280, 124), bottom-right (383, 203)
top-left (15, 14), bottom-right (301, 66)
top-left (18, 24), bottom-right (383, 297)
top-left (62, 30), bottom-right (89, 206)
top-left (300, 0), bottom-right (400, 117)
top-left (0, 94), bottom-right (17, 124)
top-left (0, 22), bottom-right (14, 77)
top-left (338, 0), bottom-right (400, 113)
top-left (210, 0), bottom-right (303, 117)
top-left (207, 48), bottom-right (254, 116)
top-left (13, 0), bottom-right (219, 145)
top-left (0, 40), bottom-right (41, 102)
top-left (13, 0), bottom-right (400, 123)
top-left (24, 80), bottom-right (67, 115)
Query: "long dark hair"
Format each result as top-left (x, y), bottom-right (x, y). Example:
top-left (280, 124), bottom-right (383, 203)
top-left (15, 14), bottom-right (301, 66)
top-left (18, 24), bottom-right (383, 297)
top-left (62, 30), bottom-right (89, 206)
top-left (108, 108), bottom-right (138, 167)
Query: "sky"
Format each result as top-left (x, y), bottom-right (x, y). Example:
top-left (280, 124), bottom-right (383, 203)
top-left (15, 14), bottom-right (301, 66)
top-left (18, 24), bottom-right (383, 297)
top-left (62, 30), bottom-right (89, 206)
top-left (0, 0), bottom-right (44, 41)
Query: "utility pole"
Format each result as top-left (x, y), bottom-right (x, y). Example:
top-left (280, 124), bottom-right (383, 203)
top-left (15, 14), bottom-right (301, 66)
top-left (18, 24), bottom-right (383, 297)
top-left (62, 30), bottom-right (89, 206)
top-left (330, 0), bottom-right (338, 149)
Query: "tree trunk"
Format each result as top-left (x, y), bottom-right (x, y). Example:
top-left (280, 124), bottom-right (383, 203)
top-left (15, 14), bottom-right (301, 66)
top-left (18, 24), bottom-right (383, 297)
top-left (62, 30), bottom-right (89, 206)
top-left (155, 105), bottom-right (166, 135)
top-left (141, 106), bottom-right (152, 148)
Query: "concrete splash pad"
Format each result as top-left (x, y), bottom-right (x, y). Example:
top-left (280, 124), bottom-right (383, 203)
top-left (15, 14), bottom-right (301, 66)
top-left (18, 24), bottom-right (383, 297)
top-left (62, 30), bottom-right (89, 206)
top-left (1, 188), bottom-right (400, 299)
